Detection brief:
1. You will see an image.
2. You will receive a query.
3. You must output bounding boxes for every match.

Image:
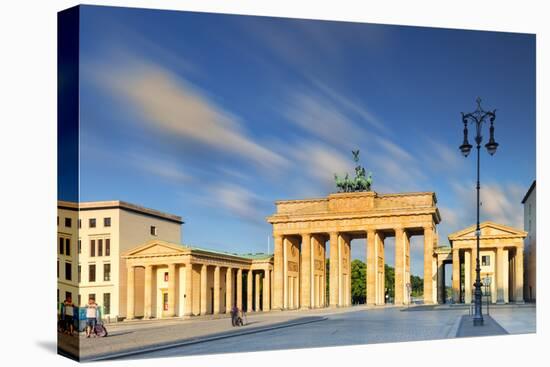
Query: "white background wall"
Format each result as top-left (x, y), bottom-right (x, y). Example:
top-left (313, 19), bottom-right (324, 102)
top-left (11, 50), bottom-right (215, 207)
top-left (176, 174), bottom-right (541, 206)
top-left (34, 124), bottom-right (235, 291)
top-left (0, 1), bottom-right (548, 367)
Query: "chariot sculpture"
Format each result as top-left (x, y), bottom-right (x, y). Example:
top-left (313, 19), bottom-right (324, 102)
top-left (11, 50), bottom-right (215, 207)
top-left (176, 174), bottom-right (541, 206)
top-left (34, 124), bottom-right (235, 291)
top-left (334, 150), bottom-right (373, 192)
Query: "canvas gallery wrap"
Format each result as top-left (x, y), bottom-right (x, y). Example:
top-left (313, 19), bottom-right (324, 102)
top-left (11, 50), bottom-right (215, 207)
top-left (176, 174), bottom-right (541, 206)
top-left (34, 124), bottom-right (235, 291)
top-left (57, 4), bottom-right (536, 362)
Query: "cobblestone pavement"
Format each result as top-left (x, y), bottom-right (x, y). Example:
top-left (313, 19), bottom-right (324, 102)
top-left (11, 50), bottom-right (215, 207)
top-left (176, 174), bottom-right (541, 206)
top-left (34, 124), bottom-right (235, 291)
top-left (488, 306), bottom-right (536, 334)
top-left (60, 305), bottom-right (374, 360)
top-left (119, 307), bottom-right (467, 359)
top-left (60, 304), bottom-right (535, 360)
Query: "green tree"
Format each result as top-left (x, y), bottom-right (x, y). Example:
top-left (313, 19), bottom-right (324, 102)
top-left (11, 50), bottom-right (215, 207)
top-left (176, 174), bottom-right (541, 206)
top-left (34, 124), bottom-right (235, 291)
top-left (411, 274), bottom-right (424, 297)
top-left (384, 264), bottom-right (395, 301)
top-left (351, 259), bottom-right (366, 304)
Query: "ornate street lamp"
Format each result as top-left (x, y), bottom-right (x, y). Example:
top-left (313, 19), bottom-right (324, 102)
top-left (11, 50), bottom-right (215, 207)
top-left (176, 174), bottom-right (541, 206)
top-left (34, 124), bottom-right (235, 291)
top-left (459, 97), bottom-right (498, 326)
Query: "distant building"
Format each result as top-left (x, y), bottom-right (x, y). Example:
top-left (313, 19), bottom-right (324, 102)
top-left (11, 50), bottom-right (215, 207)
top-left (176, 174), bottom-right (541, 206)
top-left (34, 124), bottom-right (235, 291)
top-left (448, 221), bottom-right (527, 304)
top-left (522, 180), bottom-right (536, 302)
top-left (57, 200), bottom-right (183, 319)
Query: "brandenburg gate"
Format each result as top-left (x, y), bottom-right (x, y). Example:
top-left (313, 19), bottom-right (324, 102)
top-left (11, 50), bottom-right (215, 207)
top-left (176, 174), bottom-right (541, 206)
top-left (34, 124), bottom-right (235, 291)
top-left (267, 191), bottom-right (441, 308)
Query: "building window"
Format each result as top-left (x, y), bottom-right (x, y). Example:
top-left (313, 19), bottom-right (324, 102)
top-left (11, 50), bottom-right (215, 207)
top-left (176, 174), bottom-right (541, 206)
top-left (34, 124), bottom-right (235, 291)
top-left (65, 262), bottom-right (72, 281)
top-left (65, 238), bottom-right (71, 256)
top-left (65, 217), bottom-right (72, 228)
top-left (89, 218), bottom-right (96, 228)
top-left (163, 293), bottom-right (169, 311)
top-left (90, 240), bottom-right (95, 257)
top-left (78, 265), bottom-right (81, 283)
top-left (57, 289), bottom-right (59, 303)
top-left (164, 272), bottom-right (169, 282)
top-left (482, 255), bottom-right (490, 266)
top-left (65, 291), bottom-right (72, 301)
top-left (59, 237), bottom-right (64, 255)
top-left (89, 293), bottom-right (95, 301)
top-left (78, 294), bottom-right (81, 306)
top-left (57, 216), bottom-right (59, 226)
top-left (57, 260), bottom-right (59, 278)
top-left (104, 263), bottom-right (111, 281)
top-left (104, 217), bottom-right (111, 227)
top-left (89, 264), bottom-right (96, 282)
top-left (78, 219), bottom-right (82, 229)
top-left (103, 293), bottom-right (111, 315)
top-left (98, 239), bottom-right (103, 257)
top-left (78, 240), bottom-right (81, 254)
top-left (150, 226), bottom-right (157, 236)
top-left (105, 239), bottom-right (110, 256)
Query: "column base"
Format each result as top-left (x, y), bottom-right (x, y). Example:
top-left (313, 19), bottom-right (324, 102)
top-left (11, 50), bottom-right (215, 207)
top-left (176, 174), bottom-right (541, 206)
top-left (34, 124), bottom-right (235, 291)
top-left (515, 300), bottom-right (525, 305)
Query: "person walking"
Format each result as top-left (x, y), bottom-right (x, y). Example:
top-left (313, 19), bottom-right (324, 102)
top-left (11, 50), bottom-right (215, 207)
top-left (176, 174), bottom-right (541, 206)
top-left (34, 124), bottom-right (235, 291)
top-left (63, 295), bottom-right (75, 336)
top-left (85, 297), bottom-right (99, 338)
top-left (230, 305), bottom-right (239, 327)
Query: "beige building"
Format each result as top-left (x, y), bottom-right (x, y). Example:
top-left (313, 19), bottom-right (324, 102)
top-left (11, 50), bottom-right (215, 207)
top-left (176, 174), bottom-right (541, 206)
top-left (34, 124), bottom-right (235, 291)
top-left (448, 221), bottom-right (527, 304)
top-left (57, 200), bottom-right (182, 319)
top-left (123, 240), bottom-right (272, 318)
top-left (522, 180), bottom-right (536, 302)
top-left (59, 192), bottom-right (535, 321)
top-left (267, 191), bottom-right (441, 308)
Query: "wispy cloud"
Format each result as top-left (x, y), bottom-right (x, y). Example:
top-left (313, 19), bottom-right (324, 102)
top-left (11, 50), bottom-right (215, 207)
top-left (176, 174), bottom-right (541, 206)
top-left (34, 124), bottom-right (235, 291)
top-left (449, 180), bottom-right (524, 231)
top-left (210, 183), bottom-right (265, 224)
top-left (92, 60), bottom-right (287, 172)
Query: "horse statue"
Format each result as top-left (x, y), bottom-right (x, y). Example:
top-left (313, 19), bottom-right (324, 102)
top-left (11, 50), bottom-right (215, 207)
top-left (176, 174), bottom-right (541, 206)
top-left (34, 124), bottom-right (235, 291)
top-left (334, 150), bottom-right (373, 192)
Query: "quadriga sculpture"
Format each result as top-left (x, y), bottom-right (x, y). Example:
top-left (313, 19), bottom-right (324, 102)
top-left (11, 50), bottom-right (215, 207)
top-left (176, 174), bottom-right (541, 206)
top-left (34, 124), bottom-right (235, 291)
top-left (334, 150), bottom-right (373, 192)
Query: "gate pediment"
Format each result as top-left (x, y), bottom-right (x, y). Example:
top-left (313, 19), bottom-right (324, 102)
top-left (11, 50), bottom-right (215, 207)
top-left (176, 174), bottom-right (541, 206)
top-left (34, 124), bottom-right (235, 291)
top-left (448, 221), bottom-right (527, 240)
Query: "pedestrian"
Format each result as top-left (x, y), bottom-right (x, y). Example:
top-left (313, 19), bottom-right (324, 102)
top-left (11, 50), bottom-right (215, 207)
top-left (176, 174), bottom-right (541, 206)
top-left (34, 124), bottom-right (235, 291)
top-left (85, 297), bottom-right (99, 338)
top-left (230, 305), bottom-right (239, 327)
top-left (63, 295), bottom-right (75, 336)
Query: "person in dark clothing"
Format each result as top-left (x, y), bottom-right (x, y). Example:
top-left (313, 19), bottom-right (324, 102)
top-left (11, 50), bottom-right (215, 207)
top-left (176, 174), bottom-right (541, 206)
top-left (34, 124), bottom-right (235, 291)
top-left (230, 305), bottom-right (240, 327)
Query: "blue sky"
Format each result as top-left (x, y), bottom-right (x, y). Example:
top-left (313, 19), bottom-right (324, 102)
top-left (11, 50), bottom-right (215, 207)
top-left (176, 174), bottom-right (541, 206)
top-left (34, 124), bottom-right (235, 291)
top-left (68, 5), bottom-right (536, 278)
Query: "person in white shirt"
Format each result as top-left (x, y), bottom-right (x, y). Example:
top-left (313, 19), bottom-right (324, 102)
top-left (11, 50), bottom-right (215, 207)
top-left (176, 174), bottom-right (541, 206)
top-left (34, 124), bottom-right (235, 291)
top-left (63, 296), bottom-right (75, 336)
top-left (85, 298), bottom-right (99, 338)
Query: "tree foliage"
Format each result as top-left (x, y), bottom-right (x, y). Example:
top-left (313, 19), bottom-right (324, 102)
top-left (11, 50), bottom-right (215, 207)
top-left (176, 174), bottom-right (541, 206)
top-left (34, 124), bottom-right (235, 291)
top-left (351, 259), bottom-right (366, 304)
top-left (325, 258), bottom-right (423, 303)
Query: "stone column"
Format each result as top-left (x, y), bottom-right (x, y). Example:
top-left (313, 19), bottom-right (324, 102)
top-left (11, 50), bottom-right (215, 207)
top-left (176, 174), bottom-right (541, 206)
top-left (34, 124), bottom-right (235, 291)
top-left (423, 226), bottom-right (434, 304)
top-left (464, 250), bottom-right (472, 304)
top-left (394, 227), bottom-right (405, 305)
top-left (126, 266), bottom-right (135, 319)
top-left (503, 249), bottom-right (509, 303)
top-left (236, 268), bottom-right (243, 310)
top-left (167, 263), bottom-right (177, 317)
top-left (273, 235), bottom-right (284, 310)
top-left (184, 264), bottom-right (193, 316)
top-left (366, 229), bottom-right (376, 306)
top-left (347, 237), bottom-right (352, 306)
top-left (437, 260), bottom-right (445, 304)
top-left (255, 272), bottom-right (261, 311)
top-left (263, 269), bottom-right (271, 311)
top-left (213, 266), bottom-right (221, 314)
top-left (226, 267), bottom-right (233, 312)
top-left (300, 233), bottom-right (312, 309)
top-left (283, 238), bottom-right (289, 309)
top-left (294, 276), bottom-right (300, 309)
top-left (452, 249), bottom-right (460, 303)
top-left (200, 264), bottom-right (208, 315)
top-left (496, 247), bottom-right (505, 303)
top-left (376, 231), bottom-right (385, 305)
top-left (144, 265), bottom-right (153, 318)
top-left (247, 270), bottom-right (253, 312)
top-left (515, 247), bottom-right (525, 303)
top-left (329, 232), bottom-right (339, 307)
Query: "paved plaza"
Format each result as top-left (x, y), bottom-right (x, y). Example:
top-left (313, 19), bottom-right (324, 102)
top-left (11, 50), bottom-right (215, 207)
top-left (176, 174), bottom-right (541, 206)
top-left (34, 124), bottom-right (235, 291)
top-left (67, 304), bottom-right (532, 361)
top-left (58, 304), bottom-right (536, 361)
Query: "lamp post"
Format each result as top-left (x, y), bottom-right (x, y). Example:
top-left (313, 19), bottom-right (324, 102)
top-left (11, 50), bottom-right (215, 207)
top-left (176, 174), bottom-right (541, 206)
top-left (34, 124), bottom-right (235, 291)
top-left (459, 97), bottom-right (498, 327)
